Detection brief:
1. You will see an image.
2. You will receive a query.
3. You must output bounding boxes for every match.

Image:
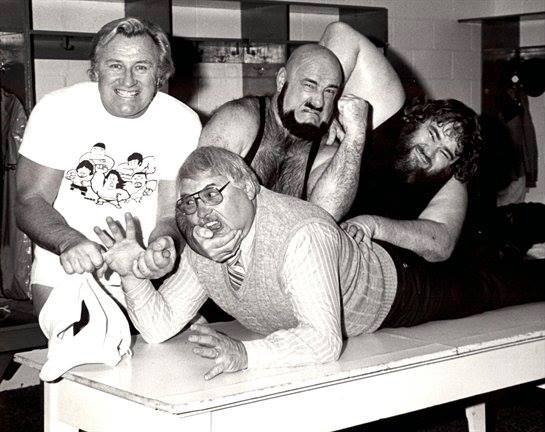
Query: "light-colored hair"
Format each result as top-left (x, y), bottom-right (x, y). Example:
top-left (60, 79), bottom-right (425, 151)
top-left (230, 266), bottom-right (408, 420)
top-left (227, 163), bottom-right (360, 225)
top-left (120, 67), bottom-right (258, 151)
top-left (88, 17), bottom-right (174, 87)
top-left (177, 147), bottom-right (261, 197)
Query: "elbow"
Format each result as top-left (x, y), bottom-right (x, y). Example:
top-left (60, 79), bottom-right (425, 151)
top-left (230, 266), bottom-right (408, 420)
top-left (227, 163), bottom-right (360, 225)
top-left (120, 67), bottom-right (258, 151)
top-left (14, 197), bottom-right (29, 232)
top-left (318, 333), bottom-right (343, 364)
top-left (423, 236), bottom-right (455, 263)
top-left (140, 331), bottom-right (169, 345)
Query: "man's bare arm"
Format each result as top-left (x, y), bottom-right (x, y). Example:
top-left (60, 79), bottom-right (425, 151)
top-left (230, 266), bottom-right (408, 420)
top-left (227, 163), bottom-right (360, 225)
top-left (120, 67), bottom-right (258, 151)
top-left (16, 155), bottom-right (104, 273)
top-left (320, 21), bottom-right (405, 129)
top-left (308, 95), bottom-right (368, 221)
top-left (198, 99), bottom-right (259, 156)
top-left (344, 178), bottom-right (468, 262)
top-left (136, 179), bottom-right (183, 279)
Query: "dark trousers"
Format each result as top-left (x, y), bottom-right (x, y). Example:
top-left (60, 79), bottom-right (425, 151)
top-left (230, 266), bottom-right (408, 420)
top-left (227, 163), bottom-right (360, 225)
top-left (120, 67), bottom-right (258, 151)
top-left (379, 242), bottom-right (545, 328)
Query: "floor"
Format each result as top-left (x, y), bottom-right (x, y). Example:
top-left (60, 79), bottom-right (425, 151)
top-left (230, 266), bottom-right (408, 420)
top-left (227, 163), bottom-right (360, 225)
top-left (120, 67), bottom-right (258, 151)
top-left (0, 381), bottom-right (543, 431)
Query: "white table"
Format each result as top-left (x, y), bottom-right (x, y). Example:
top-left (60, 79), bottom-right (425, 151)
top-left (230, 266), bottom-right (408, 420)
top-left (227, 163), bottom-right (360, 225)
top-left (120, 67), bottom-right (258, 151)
top-left (15, 302), bottom-right (545, 432)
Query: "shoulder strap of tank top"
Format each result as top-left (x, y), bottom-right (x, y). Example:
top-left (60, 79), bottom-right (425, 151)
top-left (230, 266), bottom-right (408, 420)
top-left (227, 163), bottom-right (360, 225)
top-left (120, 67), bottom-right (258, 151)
top-left (244, 96), bottom-right (266, 165)
top-left (301, 139), bottom-right (320, 201)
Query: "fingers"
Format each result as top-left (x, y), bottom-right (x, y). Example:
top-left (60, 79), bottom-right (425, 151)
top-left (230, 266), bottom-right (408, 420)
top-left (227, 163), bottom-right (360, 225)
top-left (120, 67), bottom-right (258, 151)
top-left (96, 262), bottom-right (108, 279)
top-left (190, 323), bottom-right (216, 336)
top-left (60, 241), bottom-right (104, 275)
top-left (342, 223), bottom-right (365, 244)
top-left (124, 212), bottom-right (136, 240)
top-left (194, 229), bottom-right (243, 262)
top-left (105, 216), bottom-right (125, 242)
top-left (192, 346), bottom-right (218, 359)
top-left (94, 226), bottom-right (114, 249)
top-left (326, 121), bottom-right (337, 145)
top-left (131, 255), bottom-right (147, 279)
top-left (132, 236), bottom-right (175, 279)
top-left (204, 363), bottom-right (224, 380)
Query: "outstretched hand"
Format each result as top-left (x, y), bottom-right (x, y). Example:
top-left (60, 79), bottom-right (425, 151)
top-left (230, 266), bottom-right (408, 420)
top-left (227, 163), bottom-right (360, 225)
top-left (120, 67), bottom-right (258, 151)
top-left (93, 213), bottom-right (145, 277)
top-left (188, 323), bottom-right (248, 380)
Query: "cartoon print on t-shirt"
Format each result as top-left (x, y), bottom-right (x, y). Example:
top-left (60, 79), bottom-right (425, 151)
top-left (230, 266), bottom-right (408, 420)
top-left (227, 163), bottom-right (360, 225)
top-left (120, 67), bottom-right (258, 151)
top-left (64, 143), bottom-right (157, 207)
top-left (118, 152), bottom-right (156, 180)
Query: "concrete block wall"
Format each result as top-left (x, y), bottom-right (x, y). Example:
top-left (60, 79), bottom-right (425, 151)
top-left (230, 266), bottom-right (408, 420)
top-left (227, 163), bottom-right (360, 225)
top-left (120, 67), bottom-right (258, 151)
top-left (28, 0), bottom-right (545, 203)
top-left (32, 0), bottom-right (488, 113)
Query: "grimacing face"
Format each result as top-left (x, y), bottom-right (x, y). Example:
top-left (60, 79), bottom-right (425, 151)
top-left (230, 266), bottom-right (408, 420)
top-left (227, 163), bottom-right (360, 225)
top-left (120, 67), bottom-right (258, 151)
top-left (397, 120), bottom-right (461, 181)
top-left (175, 173), bottom-right (256, 245)
top-left (278, 58), bottom-right (341, 129)
top-left (96, 34), bottom-right (160, 119)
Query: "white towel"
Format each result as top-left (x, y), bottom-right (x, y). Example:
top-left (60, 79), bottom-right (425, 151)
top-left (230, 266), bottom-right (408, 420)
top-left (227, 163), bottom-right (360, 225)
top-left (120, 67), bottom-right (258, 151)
top-left (39, 273), bottom-right (132, 382)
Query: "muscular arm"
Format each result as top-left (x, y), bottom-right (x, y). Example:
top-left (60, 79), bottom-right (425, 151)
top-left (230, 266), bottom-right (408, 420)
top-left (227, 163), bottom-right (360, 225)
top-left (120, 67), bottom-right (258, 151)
top-left (308, 141), bottom-right (362, 221)
top-left (308, 96), bottom-right (368, 221)
top-left (16, 156), bottom-right (88, 254)
top-left (320, 21), bottom-right (405, 129)
top-left (346, 177), bottom-right (468, 262)
top-left (148, 180), bottom-right (183, 248)
top-left (16, 156), bottom-right (105, 274)
top-left (198, 99), bottom-right (259, 155)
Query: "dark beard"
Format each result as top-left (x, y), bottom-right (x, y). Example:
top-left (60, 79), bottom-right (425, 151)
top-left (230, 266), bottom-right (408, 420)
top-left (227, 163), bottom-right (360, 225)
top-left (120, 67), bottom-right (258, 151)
top-left (277, 83), bottom-right (328, 141)
top-left (393, 135), bottom-right (453, 185)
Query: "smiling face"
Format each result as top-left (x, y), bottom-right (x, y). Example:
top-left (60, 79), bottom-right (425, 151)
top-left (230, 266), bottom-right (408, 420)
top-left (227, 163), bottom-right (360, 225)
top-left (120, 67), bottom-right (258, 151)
top-left (96, 34), bottom-right (159, 118)
top-left (176, 173), bottom-right (256, 247)
top-left (396, 120), bottom-right (461, 183)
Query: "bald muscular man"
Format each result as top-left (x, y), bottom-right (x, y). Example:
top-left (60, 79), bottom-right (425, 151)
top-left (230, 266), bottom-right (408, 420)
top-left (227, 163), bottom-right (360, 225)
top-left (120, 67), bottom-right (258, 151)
top-left (195, 22), bottom-right (404, 262)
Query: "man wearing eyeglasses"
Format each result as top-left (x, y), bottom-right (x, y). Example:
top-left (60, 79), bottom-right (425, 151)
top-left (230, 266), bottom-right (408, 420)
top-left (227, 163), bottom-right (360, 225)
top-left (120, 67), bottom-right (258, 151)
top-left (95, 147), bottom-right (545, 380)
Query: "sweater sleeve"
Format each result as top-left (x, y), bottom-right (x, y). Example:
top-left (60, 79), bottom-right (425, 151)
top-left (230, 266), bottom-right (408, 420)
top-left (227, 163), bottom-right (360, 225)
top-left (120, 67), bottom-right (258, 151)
top-left (243, 223), bottom-right (343, 369)
top-left (124, 252), bottom-right (208, 343)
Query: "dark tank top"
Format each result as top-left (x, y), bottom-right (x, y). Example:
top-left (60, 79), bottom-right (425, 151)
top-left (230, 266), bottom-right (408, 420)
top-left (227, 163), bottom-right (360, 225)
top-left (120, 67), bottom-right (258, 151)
top-left (244, 96), bottom-right (320, 200)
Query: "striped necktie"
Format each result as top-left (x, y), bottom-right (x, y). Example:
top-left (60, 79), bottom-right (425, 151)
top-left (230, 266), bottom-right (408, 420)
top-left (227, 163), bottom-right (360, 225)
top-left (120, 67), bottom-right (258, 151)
top-left (226, 251), bottom-right (245, 291)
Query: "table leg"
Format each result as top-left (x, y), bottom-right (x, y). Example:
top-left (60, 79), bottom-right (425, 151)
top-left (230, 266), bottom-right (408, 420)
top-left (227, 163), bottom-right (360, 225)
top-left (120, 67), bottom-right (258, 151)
top-left (465, 402), bottom-right (486, 432)
top-left (44, 381), bottom-right (78, 432)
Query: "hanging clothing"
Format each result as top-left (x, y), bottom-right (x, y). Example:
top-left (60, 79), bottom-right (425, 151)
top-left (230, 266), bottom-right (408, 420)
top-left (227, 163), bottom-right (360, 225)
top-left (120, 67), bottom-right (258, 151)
top-left (501, 84), bottom-right (539, 188)
top-left (1, 87), bottom-right (31, 300)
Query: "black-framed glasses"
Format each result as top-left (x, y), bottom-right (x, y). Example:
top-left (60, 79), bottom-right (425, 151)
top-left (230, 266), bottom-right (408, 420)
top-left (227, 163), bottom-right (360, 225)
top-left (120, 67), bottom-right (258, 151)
top-left (176, 181), bottom-right (230, 215)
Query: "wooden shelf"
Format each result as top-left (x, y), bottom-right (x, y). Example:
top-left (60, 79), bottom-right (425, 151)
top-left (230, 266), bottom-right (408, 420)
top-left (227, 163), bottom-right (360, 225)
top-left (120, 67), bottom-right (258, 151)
top-left (459, 11), bottom-right (545, 23)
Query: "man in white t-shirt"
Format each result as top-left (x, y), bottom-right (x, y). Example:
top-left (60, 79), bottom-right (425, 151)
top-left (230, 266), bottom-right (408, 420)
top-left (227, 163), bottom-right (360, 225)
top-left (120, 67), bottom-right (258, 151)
top-left (16, 17), bottom-right (202, 313)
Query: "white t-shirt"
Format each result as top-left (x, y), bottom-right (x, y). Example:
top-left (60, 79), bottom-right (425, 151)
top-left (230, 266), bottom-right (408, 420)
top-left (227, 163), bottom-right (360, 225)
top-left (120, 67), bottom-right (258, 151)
top-left (20, 81), bottom-right (201, 290)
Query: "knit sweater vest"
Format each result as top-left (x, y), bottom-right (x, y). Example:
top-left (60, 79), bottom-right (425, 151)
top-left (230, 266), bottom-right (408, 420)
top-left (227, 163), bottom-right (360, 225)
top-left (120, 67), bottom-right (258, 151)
top-left (187, 188), bottom-right (336, 335)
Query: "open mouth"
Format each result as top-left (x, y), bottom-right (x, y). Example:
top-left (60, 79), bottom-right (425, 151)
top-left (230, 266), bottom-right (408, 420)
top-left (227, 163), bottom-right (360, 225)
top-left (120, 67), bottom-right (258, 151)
top-left (115, 89), bottom-right (139, 98)
top-left (414, 147), bottom-right (431, 167)
top-left (203, 220), bottom-right (223, 232)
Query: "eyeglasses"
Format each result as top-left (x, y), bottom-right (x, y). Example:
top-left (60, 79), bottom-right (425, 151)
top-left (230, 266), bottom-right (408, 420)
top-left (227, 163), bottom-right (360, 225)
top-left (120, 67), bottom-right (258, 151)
top-left (176, 181), bottom-right (230, 215)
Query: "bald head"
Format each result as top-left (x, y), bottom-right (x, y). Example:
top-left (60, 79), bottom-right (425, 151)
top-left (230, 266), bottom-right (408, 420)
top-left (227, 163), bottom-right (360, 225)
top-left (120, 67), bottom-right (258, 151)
top-left (275, 44), bottom-right (342, 139)
top-left (285, 44), bottom-right (343, 81)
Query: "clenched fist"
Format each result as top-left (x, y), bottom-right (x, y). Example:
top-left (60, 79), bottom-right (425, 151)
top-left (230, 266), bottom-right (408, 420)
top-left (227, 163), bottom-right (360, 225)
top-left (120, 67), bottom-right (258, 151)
top-left (337, 94), bottom-right (369, 144)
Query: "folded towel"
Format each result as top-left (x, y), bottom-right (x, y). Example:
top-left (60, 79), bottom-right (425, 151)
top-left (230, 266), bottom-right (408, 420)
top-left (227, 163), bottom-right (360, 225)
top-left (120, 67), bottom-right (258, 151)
top-left (39, 273), bottom-right (132, 382)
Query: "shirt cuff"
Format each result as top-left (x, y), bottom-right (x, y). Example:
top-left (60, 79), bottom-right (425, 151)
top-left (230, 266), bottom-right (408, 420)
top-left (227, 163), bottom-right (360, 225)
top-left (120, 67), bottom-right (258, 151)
top-left (242, 339), bottom-right (273, 370)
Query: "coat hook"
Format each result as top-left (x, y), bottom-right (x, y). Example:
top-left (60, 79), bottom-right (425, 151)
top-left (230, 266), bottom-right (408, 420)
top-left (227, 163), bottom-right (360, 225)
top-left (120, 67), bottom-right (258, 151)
top-left (62, 36), bottom-right (75, 51)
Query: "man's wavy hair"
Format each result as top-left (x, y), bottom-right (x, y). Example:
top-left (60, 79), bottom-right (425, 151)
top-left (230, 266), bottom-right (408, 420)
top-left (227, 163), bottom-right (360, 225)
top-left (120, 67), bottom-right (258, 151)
top-left (400, 99), bottom-right (482, 183)
top-left (88, 17), bottom-right (174, 87)
top-left (177, 147), bottom-right (261, 198)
